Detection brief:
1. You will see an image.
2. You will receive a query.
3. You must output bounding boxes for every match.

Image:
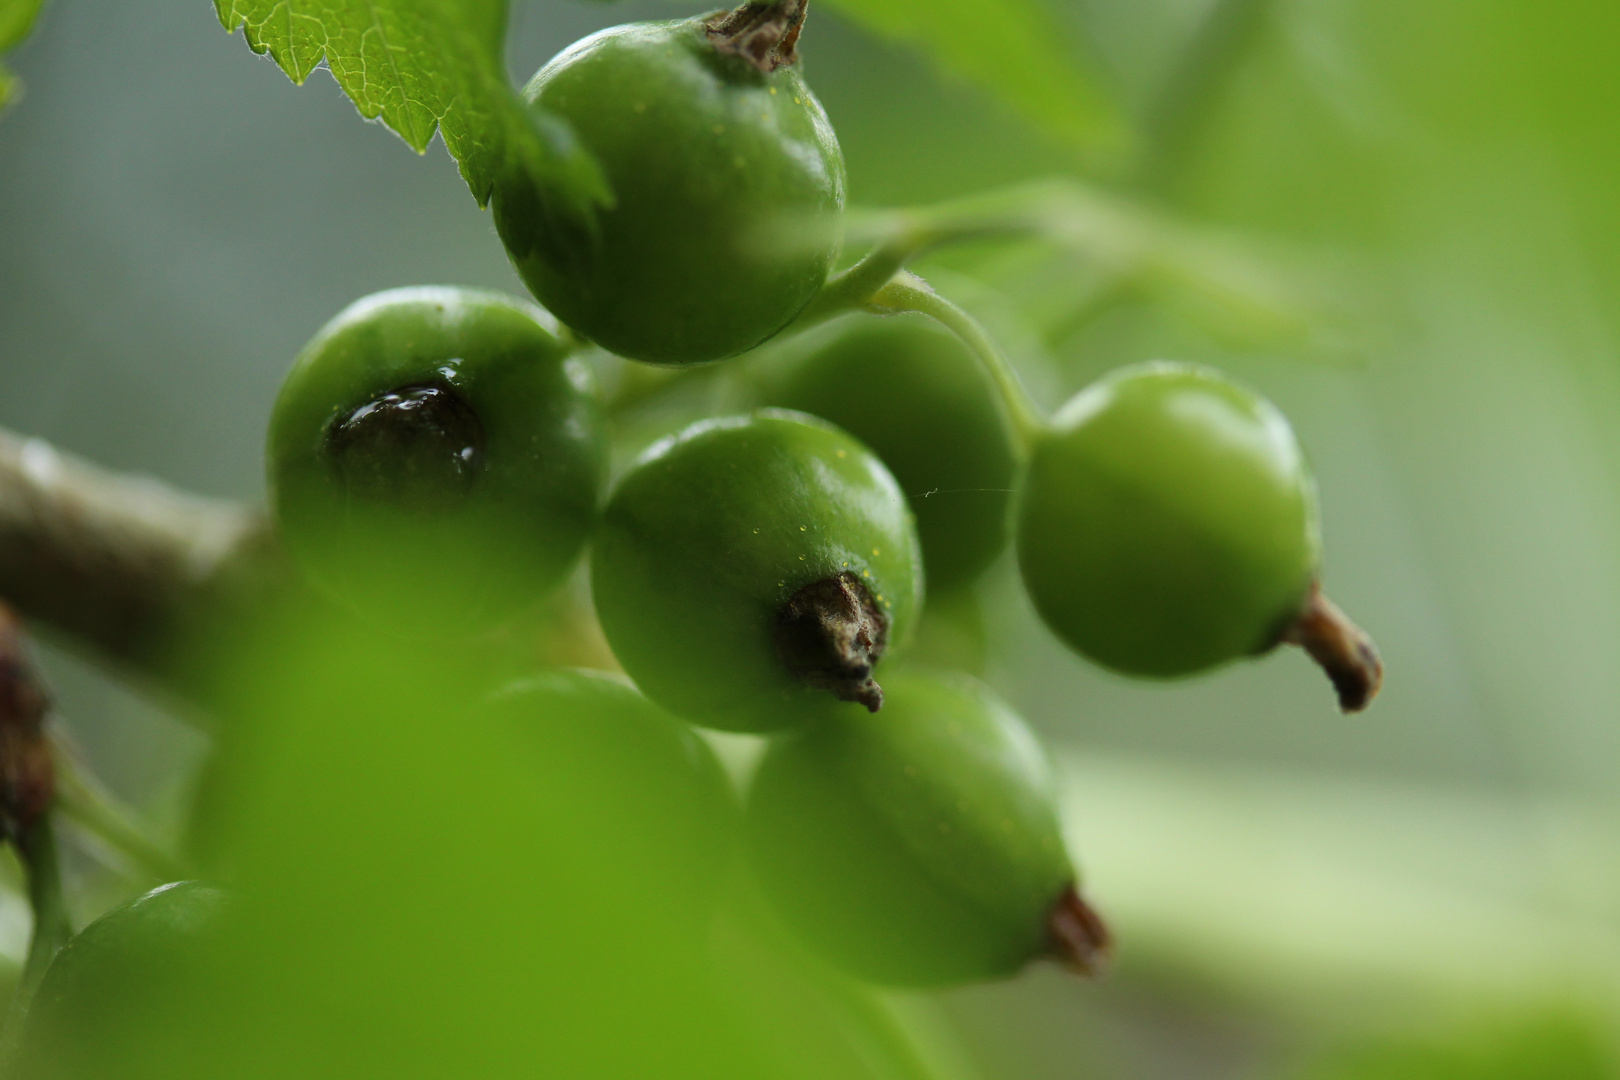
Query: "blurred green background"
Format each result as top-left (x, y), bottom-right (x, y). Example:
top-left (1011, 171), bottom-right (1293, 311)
top-left (4, 0), bottom-right (1620, 1076)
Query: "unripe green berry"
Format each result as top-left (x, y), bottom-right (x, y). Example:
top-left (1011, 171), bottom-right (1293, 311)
top-left (267, 287), bottom-right (605, 633)
top-left (18, 881), bottom-right (228, 1078)
top-left (745, 671), bottom-right (1108, 987)
top-left (591, 410), bottom-right (922, 732)
top-left (1019, 362), bottom-right (1318, 675)
top-left (493, 8), bottom-right (845, 365)
top-left (1016, 362), bottom-right (1380, 708)
top-left (760, 313), bottom-right (1017, 590)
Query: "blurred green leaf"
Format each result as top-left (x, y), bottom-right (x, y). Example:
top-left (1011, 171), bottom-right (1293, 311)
top-left (0, 0), bottom-right (44, 112)
top-left (0, 0), bottom-right (43, 51)
top-left (1290, 1013), bottom-right (1618, 1080)
top-left (817, 0), bottom-right (1130, 160)
top-left (849, 179), bottom-right (1367, 357)
top-left (214, 0), bottom-right (608, 211)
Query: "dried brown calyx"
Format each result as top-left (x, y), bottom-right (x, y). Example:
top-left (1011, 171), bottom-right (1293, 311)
top-left (774, 571), bottom-right (887, 711)
top-left (327, 382), bottom-right (486, 512)
top-left (1281, 583), bottom-right (1383, 713)
top-left (705, 0), bottom-right (808, 73)
top-left (1046, 884), bottom-right (1113, 978)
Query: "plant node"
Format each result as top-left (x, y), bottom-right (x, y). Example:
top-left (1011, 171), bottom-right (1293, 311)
top-left (0, 604), bottom-right (53, 843)
top-left (706, 0), bottom-right (808, 72)
top-left (1046, 884), bottom-right (1112, 978)
top-left (774, 571), bottom-right (887, 710)
top-left (1282, 584), bottom-right (1383, 713)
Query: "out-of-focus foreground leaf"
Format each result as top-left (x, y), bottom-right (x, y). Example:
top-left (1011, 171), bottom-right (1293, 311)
top-left (817, 0), bottom-right (1130, 160)
top-left (214, 0), bottom-right (608, 213)
top-left (1288, 1014), bottom-right (1616, 1080)
top-left (24, 578), bottom-right (972, 1080)
top-left (0, 0), bottom-right (45, 111)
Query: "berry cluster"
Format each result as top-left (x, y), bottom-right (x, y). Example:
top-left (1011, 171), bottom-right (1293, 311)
top-left (265, 2), bottom-right (1378, 989)
top-left (18, 0), bottom-right (1383, 1054)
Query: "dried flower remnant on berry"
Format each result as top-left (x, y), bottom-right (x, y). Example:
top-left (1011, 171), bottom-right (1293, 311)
top-left (706, 0), bottom-right (808, 72)
top-left (774, 571), bottom-right (887, 710)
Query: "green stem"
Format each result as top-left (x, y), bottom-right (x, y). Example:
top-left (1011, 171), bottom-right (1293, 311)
top-left (795, 223), bottom-right (932, 328)
top-left (867, 274), bottom-right (1049, 455)
top-left (17, 816), bottom-right (70, 997)
top-left (0, 813), bottom-right (71, 1070)
top-left (614, 177), bottom-right (1314, 419)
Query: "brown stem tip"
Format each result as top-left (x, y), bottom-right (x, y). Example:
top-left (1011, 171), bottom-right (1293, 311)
top-left (1047, 884), bottom-right (1112, 978)
top-left (0, 603), bottom-right (54, 842)
top-left (774, 571), bottom-right (888, 711)
top-left (1282, 584), bottom-right (1383, 713)
top-left (705, 0), bottom-right (808, 72)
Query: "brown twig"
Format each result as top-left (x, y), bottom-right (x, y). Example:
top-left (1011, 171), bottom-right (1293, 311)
top-left (0, 427), bottom-right (283, 691)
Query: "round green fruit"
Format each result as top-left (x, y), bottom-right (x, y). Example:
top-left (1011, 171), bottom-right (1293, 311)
top-left (1017, 361), bottom-right (1321, 679)
top-left (745, 671), bottom-right (1108, 987)
top-left (475, 669), bottom-right (738, 934)
top-left (18, 881), bottom-right (228, 1077)
top-left (492, 9), bottom-right (846, 365)
top-left (760, 313), bottom-right (1017, 589)
top-left (591, 410), bottom-right (922, 732)
top-left (267, 287), bottom-right (605, 632)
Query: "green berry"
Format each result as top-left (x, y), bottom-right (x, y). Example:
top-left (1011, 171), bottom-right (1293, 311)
top-left (267, 287), bottom-right (605, 632)
top-left (745, 671), bottom-right (1108, 987)
top-left (760, 313), bottom-right (1017, 590)
top-left (18, 881), bottom-right (227, 1077)
top-left (1016, 362), bottom-right (1379, 708)
top-left (492, 6), bottom-right (845, 365)
top-left (475, 669), bottom-right (738, 933)
top-left (591, 410), bottom-right (922, 732)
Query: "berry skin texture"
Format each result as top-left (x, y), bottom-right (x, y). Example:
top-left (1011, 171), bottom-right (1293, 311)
top-left (267, 287), bottom-right (604, 633)
top-left (17, 881), bottom-right (229, 1077)
top-left (761, 313), bottom-right (1018, 591)
top-left (475, 669), bottom-right (738, 936)
top-left (1017, 361), bottom-right (1320, 678)
top-left (745, 671), bottom-right (1108, 987)
top-left (492, 18), bottom-right (846, 365)
top-left (591, 410), bottom-right (922, 733)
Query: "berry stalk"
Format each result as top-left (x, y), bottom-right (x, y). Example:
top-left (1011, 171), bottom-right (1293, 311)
top-left (1046, 885), bottom-right (1113, 978)
top-left (868, 273), bottom-right (1050, 455)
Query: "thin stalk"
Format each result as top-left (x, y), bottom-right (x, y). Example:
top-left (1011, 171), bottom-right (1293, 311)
top-left (54, 754), bottom-right (190, 883)
top-left (0, 813), bottom-right (71, 1070)
top-left (867, 274), bottom-right (1049, 455)
top-left (15, 816), bottom-right (69, 998)
top-left (794, 222), bottom-right (932, 328)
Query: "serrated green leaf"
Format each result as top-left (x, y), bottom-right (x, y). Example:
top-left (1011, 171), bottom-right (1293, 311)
top-left (215, 0), bottom-right (607, 213)
top-left (818, 0), bottom-right (1130, 160)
